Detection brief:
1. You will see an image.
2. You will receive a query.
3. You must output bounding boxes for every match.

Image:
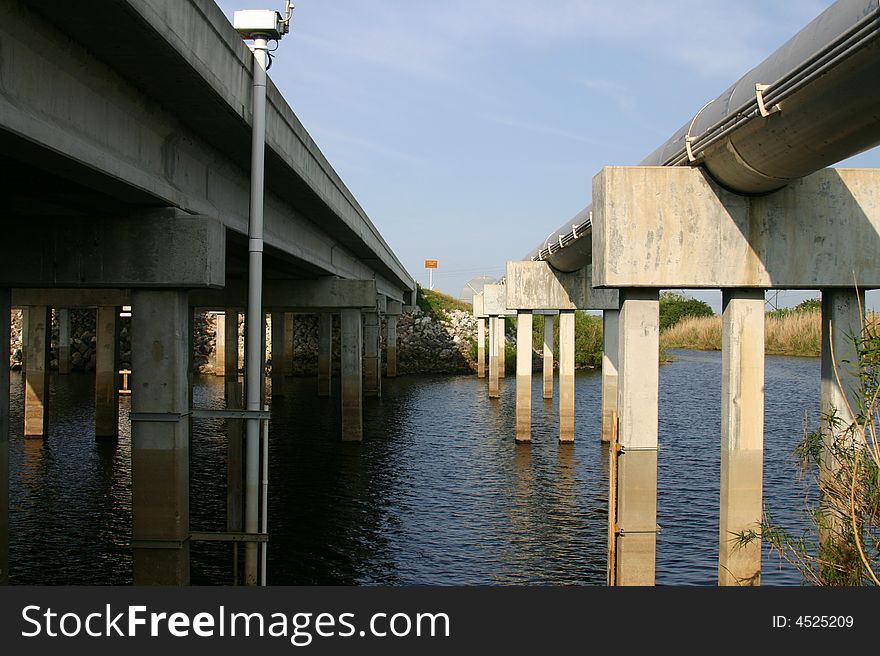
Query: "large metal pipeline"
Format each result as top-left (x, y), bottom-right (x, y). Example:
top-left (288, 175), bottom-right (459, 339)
top-left (531, 0), bottom-right (880, 273)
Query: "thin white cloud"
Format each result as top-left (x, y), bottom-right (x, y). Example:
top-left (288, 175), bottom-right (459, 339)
top-left (279, 0), bottom-right (836, 83)
top-left (481, 114), bottom-right (603, 146)
top-left (309, 125), bottom-right (430, 167)
top-left (580, 78), bottom-right (637, 114)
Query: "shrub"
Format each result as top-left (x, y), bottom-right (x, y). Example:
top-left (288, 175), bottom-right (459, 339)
top-left (659, 292), bottom-right (714, 330)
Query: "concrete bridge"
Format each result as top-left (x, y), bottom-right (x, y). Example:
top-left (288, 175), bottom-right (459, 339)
top-left (473, 0), bottom-right (880, 587)
top-left (0, 0), bottom-right (415, 585)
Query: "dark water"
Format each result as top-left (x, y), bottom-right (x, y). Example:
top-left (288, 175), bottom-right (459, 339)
top-left (7, 349), bottom-right (819, 585)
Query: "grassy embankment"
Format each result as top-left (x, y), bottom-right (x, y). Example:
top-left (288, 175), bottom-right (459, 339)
top-left (417, 287), bottom-right (472, 316)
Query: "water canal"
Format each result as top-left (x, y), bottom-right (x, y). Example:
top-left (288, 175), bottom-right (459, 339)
top-left (7, 349), bottom-right (818, 585)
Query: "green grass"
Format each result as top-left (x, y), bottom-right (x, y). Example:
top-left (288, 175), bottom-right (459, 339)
top-left (416, 287), bottom-right (471, 319)
top-left (529, 312), bottom-right (603, 369)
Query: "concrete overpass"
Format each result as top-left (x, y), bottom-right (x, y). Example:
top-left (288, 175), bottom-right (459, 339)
top-left (0, 0), bottom-right (415, 585)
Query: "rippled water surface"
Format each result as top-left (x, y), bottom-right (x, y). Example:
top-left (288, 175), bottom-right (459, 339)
top-left (8, 349), bottom-right (820, 585)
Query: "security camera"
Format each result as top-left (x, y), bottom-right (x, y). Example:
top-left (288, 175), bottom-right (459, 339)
top-left (233, 9), bottom-right (285, 39)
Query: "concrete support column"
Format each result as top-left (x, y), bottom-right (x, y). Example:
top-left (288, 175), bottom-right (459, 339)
top-left (57, 308), bottom-right (70, 375)
top-left (317, 313), bottom-right (332, 398)
top-left (488, 316), bottom-right (499, 399)
top-left (224, 309), bottom-right (243, 583)
top-left (497, 316), bottom-right (506, 378)
top-left (24, 306), bottom-right (50, 438)
top-left (516, 311), bottom-right (533, 443)
top-left (614, 289), bottom-right (659, 586)
top-left (601, 310), bottom-right (620, 443)
top-left (341, 309), bottom-right (363, 441)
top-left (559, 310), bottom-right (575, 443)
top-left (0, 288), bottom-right (9, 585)
top-left (270, 312), bottom-right (285, 397)
top-left (477, 317), bottom-right (486, 379)
top-left (213, 312), bottom-right (226, 376)
top-left (283, 313), bottom-right (295, 376)
top-left (95, 306), bottom-right (119, 439)
top-left (386, 315), bottom-right (398, 378)
top-left (131, 290), bottom-right (190, 585)
top-left (542, 315), bottom-right (554, 399)
top-left (20, 308), bottom-right (27, 370)
top-left (718, 290), bottom-right (765, 586)
top-left (223, 309), bottom-right (243, 516)
top-left (819, 289), bottom-right (865, 541)
top-left (364, 311), bottom-right (381, 398)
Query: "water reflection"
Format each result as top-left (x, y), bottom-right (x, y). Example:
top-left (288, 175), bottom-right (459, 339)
top-left (8, 350), bottom-right (820, 585)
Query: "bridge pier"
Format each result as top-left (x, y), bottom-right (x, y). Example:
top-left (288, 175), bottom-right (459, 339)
top-left (364, 311), bottom-right (381, 398)
top-left (317, 313), bottom-right (333, 398)
top-left (819, 288), bottom-right (865, 543)
top-left (385, 300), bottom-right (402, 379)
top-left (24, 306), bottom-right (50, 438)
top-left (0, 288), bottom-right (9, 585)
top-left (718, 290), bottom-right (765, 586)
top-left (542, 314), bottom-right (554, 400)
top-left (477, 317), bottom-right (486, 379)
top-left (223, 308), bottom-right (243, 584)
top-left (213, 312), bottom-right (226, 376)
top-left (283, 313), bottom-right (295, 377)
top-left (130, 289), bottom-right (190, 585)
top-left (95, 306), bottom-right (119, 439)
top-left (593, 166), bottom-right (880, 585)
top-left (515, 310), bottom-right (532, 443)
top-left (559, 310), bottom-right (575, 443)
top-left (341, 308), bottom-right (363, 441)
top-left (57, 308), bottom-right (70, 375)
top-left (223, 308), bottom-right (244, 584)
top-left (614, 289), bottom-right (659, 585)
top-left (494, 266), bottom-right (619, 444)
top-left (497, 317), bottom-right (506, 378)
top-left (488, 316), bottom-right (499, 399)
top-left (601, 310), bottom-right (619, 444)
top-left (270, 312), bottom-right (285, 397)
top-left (386, 315), bottom-right (398, 378)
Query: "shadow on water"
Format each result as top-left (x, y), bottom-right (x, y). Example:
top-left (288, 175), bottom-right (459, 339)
top-left (8, 349), bottom-right (818, 585)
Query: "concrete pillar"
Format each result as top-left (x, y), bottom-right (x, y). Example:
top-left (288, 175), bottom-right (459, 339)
top-left (542, 315), bottom-right (553, 399)
top-left (270, 312), bottom-right (285, 397)
top-left (498, 316), bottom-right (506, 378)
top-left (614, 289), bottom-right (659, 586)
top-left (224, 309), bottom-right (243, 583)
top-left (20, 308), bottom-right (27, 370)
top-left (488, 316), bottom-right (499, 399)
top-left (386, 315), bottom-right (398, 378)
top-left (131, 290), bottom-right (190, 585)
top-left (24, 306), bottom-right (50, 438)
top-left (819, 289), bottom-right (865, 542)
top-left (559, 310), bottom-right (575, 443)
top-left (477, 317), bottom-right (486, 379)
top-left (364, 311), bottom-right (381, 398)
top-left (0, 288), bottom-right (9, 585)
top-left (57, 308), bottom-right (70, 375)
top-left (317, 313), bottom-right (332, 398)
top-left (213, 312), bottom-right (226, 376)
top-left (516, 311), bottom-right (533, 443)
top-left (601, 310), bottom-right (620, 443)
top-left (718, 290), bottom-right (765, 586)
top-left (283, 313), bottom-right (295, 376)
top-left (341, 309), bottom-right (363, 441)
top-left (95, 306), bottom-right (119, 439)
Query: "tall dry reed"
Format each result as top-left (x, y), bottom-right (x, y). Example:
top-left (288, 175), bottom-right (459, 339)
top-left (661, 311), bottom-right (880, 357)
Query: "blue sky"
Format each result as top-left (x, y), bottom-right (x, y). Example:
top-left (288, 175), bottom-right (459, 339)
top-left (215, 0), bottom-right (880, 311)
